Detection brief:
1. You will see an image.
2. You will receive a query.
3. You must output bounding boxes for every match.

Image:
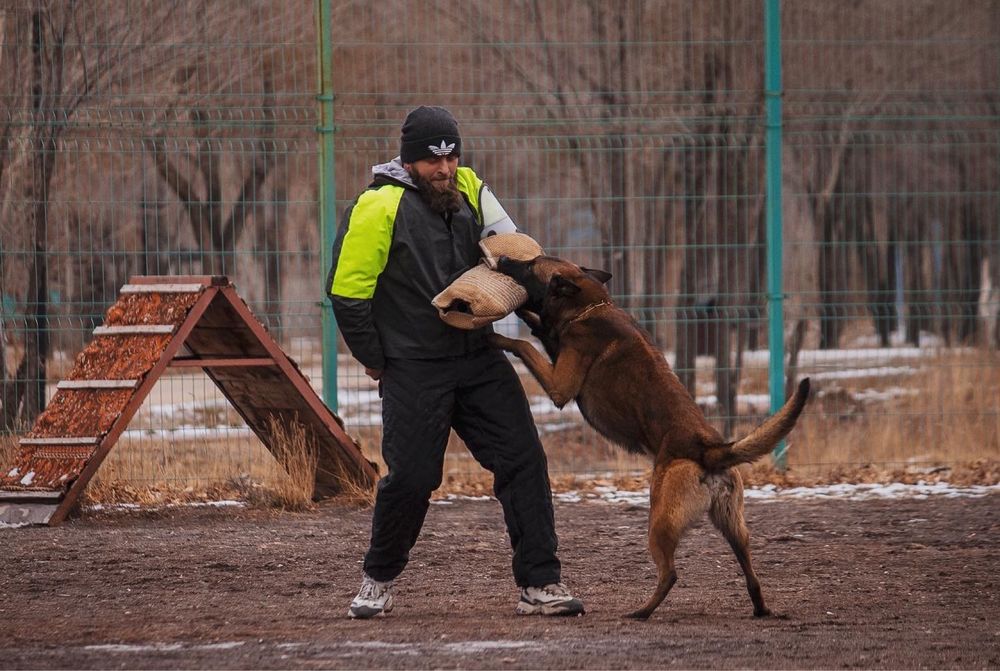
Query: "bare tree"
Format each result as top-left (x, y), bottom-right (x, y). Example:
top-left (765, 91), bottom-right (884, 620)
top-left (0, 1), bottom-right (187, 429)
top-left (144, 68), bottom-right (277, 278)
top-left (672, 4), bottom-right (766, 436)
top-left (0, 8), bottom-right (29, 429)
top-left (438, 0), bottom-right (676, 299)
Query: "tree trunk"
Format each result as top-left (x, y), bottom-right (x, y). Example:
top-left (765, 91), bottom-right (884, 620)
top-left (956, 190), bottom-right (982, 344)
top-left (818, 193), bottom-right (844, 349)
top-left (675, 136), bottom-right (704, 397)
top-left (261, 179), bottom-right (286, 340)
top-left (903, 208), bottom-right (929, 346)
top-left (20, 11), bottom-right (58, 425)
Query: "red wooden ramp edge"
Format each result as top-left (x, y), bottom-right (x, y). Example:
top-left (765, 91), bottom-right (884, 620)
top-left (0, 275), bottom-right (378, 526)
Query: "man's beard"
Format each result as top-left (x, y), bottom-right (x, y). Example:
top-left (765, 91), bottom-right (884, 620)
top-left (409, 169), bottom-right (463, 215)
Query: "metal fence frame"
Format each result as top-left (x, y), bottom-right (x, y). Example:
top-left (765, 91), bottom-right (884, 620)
top-left (0, 0), bottom-right (997, 486)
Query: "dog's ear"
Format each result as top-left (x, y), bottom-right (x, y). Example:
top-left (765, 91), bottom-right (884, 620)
top-left (548, 274), bottom-right (581, 297)
top-left (581, 267), bottom-right (612, 285)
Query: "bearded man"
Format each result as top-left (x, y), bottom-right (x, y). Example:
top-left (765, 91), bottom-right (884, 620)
top-left (327, 106), bottom-right (583, 618)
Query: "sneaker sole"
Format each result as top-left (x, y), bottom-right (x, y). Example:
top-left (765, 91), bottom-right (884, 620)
top-left (348, 599), bottom-right (394, 619)
top-left (515, 600), bottom-right (585, 616)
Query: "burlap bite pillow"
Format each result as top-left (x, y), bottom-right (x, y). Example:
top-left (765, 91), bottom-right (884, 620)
top-left (431, 233), bottom-right (544, 330)
top-left (479, 232), bottom-right (544, 270)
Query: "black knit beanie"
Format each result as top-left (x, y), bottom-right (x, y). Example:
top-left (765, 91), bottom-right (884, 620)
top-left (399, 106), bottom-right (462, 164)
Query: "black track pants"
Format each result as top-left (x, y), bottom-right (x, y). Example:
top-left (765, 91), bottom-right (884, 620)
top-left (362, 348), bottom-right (562, 587)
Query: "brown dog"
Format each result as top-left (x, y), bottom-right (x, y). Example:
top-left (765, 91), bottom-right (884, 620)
top-left (487, 255), bottom-right (810, 619)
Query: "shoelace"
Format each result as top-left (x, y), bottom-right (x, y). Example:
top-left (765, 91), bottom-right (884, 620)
top-left (534, 583), bottom-right (570, 599)
top-left (359, 579), bottom-right (389, 601)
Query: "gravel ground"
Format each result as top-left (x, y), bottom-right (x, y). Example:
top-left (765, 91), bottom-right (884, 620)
top-left (1, 493), bottom-right (998, 669)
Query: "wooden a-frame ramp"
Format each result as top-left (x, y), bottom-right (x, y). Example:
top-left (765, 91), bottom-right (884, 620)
top-left (0, 276), bottom-right (377, 526)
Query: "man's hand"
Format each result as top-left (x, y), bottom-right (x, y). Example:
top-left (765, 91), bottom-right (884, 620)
top-left (365, 367), bottom-right (383, 381)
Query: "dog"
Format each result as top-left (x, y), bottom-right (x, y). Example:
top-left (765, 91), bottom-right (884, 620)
top-left (487, 254), bottom-right (810, 619)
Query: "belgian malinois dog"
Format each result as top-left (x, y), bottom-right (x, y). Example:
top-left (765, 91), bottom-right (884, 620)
top-left (487, 255), bottom-right (810, 619)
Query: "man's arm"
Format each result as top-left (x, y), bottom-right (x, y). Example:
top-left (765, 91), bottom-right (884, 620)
top-left (478, 184), bottom-right (518, 237)
top-left (327, 187), bottom-right (401, 372)
top-left (455, 167), bottom-right (518, 238)
top-left (328, 295), bottom-right (384, 372)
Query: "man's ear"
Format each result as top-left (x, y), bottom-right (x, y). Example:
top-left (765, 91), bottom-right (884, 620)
top-left (548, 274), bottom-right (581, 297)
top-left (581, 267), bottom-right (612, 285)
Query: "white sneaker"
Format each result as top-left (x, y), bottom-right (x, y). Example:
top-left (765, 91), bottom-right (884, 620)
top-left (348, 574), bottom-right (394, 619)
top-left (515, 582), bottom-right (585, 616)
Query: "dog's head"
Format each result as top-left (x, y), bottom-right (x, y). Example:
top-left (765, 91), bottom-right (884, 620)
top-left (496, 255), bottom-right (612, 323)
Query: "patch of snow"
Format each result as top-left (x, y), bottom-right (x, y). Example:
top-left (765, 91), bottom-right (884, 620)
top-left (84, 642), bottom-right (245, 653)
top-left (85, 501), bottom-right (245, 513)
top-left (537, 420), bottom-right (580, 433)
top-left (743, 482), bottom-right (1000, 501)
top-left (141, 397), bottom-right (230, 421)
top-left (85, 643), bottom-right (184, 653)
top-left (0, 521), bottom-right (29, 529)
top-left (336, 411), bottom-right (383, 427)
top-left (19, 471), bottom-right (35, 486)
top-left (735, 393), bottom-right (772, 409)
top-left (340, 641), bottom-right (420, 655)
top-left (529, 397), bottom-right (580, 416)
top-left (442, 641), bottom-right (540, 653)
top-left (434, 494), bottom-right (492, 505)
top-left (86, 503), bottom-right (141, 512)
top-left (852, 329), bottom-right (945, 349)
top-left (337, 388), bottom-right (382, 406)
top-left (548, 481), bottom-right (1000, 507)
top-left (277, 640), bottom-right (541, 657)
top-left (810, 366), bottom-right (920, 381)
top-left (7, 468), bottom-right (18, 478)
top-left (197, 642), bottom-right (247, 651)
top-left (121, 426), bottom-right (256, 441)
top-left (743, 345), bottom-right (955, 367)
top-left (850, 386), bottom-right (920, 403)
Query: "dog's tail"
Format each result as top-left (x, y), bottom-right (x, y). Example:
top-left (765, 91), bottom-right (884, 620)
top-left (701, 378), bottom-right (811, 470)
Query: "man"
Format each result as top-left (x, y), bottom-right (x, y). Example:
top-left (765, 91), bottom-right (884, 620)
top-left (327, 106), bottom-right (584, 619)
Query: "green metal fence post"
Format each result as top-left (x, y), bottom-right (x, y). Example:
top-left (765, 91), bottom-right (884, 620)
top-left (316, 0), bottom-right (338, 411)
top-left (765, 0), bottom-right (787, 468)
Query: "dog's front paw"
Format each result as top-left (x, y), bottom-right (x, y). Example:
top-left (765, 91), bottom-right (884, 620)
top-left (753, 606), bottom-right (772, 618)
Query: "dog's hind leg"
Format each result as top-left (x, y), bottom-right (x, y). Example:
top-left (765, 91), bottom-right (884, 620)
top-left (625, 461), bottom-right (707, 620)
top-left (708, 471), bottom-right (771, 617)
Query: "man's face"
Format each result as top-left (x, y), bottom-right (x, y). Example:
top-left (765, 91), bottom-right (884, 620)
top-left (404, 155), bottom-right (459, 191)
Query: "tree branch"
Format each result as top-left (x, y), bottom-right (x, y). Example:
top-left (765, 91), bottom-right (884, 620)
top-left (145, 137), bottom-right (215, 250)
top-left (220, 72), bottom-right (275, 252)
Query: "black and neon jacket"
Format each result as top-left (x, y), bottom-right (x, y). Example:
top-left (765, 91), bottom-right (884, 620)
top-left (327, 159), bottom-right (516, 370)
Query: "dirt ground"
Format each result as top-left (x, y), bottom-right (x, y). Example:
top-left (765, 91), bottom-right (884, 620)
top-left (1, 494), bottom-right (998, 670)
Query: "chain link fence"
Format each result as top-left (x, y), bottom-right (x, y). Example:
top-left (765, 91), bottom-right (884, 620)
top-left (1, 1), bottom-right (997, 489)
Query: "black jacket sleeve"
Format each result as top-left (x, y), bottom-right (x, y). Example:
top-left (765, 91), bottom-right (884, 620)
top-left (328, 295), bottom-right (386, 371)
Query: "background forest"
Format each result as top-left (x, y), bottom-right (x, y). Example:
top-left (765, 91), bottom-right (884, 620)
top-left (0, 2), bottom-right (997, 467)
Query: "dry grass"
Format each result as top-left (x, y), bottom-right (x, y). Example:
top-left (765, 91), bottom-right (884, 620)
top-left (81, 417), bottom-right (321, 510)
top-left (0, 434), bottom-right (17, 472)
top-left (245, 415), bottom-right (319, 511)
top-left (37, 349), bottom-right (1000, 508)
top-left (327, 462), bottom-right (378, 507)
top-left (788, 351), bottom-right (1000, 477)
